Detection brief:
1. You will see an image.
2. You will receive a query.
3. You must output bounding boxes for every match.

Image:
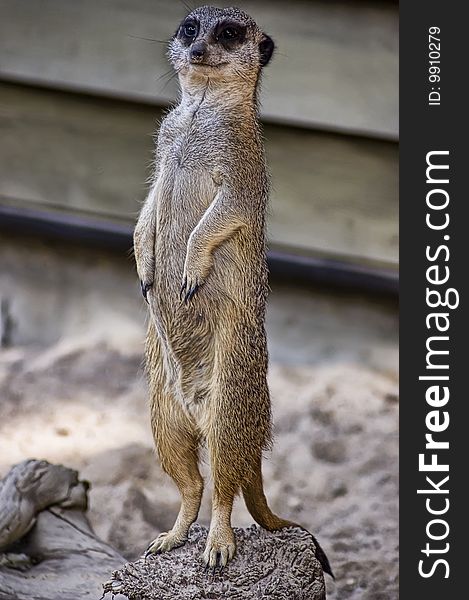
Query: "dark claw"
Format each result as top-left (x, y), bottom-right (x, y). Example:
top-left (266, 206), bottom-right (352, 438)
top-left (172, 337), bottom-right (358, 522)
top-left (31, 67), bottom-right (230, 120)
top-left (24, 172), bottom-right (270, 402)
top-left (184, 283), bottom-right (199, 304)
top-left (210, 551), bottom-right (222, 575)
top-left (140, 280), bottom-right (153, 303)
top-left (180, 276), bottom-right (187, 301)
top-left (143, 541), bottom-right (154, 560)
top-left (144, 547), bottom-right (160, 561)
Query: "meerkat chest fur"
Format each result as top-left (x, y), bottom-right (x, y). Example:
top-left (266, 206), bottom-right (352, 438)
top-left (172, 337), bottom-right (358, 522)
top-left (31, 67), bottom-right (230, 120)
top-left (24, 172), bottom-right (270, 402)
top-left (156, 99), bottom-right (227, 226)
top-left (153, 87), bottom-right (267, 306)
top-left (156, 88), bottom-right (261, 241)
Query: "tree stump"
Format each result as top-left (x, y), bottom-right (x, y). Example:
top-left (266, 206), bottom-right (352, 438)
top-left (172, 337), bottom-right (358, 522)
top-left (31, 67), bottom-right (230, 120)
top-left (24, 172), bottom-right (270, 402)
top-left (103, 524), bottom-right (326, 600)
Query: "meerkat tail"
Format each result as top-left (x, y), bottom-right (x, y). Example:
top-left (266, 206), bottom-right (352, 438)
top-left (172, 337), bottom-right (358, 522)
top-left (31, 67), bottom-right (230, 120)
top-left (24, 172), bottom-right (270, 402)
top-left (241, 459), bottom-right (296, 531)
top-left (242, 460), bottom-right (335, 579)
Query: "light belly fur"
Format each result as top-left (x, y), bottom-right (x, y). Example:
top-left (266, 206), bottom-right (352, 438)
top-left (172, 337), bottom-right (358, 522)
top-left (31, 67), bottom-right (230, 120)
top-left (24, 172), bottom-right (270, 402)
top-left (150, 166), bottom-right (219, 423)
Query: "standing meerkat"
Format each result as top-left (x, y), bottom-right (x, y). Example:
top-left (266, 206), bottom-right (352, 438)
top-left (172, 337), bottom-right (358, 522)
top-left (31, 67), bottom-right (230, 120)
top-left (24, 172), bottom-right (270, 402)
top-left (134, 5), bottom-right (332, 574)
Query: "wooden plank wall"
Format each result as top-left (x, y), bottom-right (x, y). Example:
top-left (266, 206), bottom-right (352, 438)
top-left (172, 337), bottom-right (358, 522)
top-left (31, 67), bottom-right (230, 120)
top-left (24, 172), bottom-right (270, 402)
top-left (0, 0), bottom-right (398, 270)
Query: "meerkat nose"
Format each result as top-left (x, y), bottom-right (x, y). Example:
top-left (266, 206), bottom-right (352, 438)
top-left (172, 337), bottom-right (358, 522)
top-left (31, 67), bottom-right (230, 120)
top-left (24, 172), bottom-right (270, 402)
top-left (190, 41), bottom-right (207, 62)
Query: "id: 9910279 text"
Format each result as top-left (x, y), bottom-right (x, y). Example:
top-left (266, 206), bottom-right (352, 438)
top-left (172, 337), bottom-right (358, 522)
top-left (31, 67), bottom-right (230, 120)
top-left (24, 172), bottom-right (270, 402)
top-left (428, 26), bottom-right (441, 106)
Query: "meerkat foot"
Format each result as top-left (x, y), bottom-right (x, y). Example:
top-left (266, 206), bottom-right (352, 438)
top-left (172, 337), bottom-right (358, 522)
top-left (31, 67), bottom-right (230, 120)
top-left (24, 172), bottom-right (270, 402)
top-left (145, 530), bottom-right (187, 557)
top-left (203, 528), bottom-right (236, 568)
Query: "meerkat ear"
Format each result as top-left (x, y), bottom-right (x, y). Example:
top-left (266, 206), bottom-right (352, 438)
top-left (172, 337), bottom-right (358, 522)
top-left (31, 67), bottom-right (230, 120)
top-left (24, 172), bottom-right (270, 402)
top-left (259, 34), bottom-right (275, 67)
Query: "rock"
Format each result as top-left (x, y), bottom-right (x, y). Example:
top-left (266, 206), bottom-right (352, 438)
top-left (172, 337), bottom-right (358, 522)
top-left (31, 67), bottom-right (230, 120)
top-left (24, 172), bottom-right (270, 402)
top-left (103, 523), bottom-right (326, 600)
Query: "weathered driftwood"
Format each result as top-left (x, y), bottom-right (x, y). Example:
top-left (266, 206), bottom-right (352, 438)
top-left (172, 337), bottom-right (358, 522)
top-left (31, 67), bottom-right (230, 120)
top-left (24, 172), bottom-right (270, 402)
top-left (103, 524), bottom-right (326, 600)
top-left (0, 459), bottom-right (88, 550)
top-left (0, 460), bottom-right (327, 599)
top-left (0, 459), bottom-right (124, 600)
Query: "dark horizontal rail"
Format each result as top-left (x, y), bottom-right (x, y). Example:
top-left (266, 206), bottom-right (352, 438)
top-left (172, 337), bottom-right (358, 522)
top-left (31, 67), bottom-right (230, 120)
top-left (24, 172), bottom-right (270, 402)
top-left (267, 249), bottom-right (398, 295)
top-left (0, 204), bottom-right (398, 296)
top-left (0, 204), bottom-right (133, 252)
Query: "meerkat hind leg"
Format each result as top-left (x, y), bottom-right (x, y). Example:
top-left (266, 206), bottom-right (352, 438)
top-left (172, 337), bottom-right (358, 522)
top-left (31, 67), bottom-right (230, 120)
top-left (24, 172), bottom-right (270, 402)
top-left (203, 485), bottom-right (236, 568)
top-left (204, 430), bottom-right (239, 568)
top-left (146, 398), bottom-right (204, 556)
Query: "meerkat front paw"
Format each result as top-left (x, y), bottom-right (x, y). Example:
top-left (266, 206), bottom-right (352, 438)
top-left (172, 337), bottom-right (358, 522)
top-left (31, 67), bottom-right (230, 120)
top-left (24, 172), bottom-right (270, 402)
top-left (180, 273), bottom-right (202, 303)
top-left (140, 279), bottom-right (153, 303)
top-left (203, 528), bottom-right (236, 568)
top-left (144, 530), bottom-right (187, 557)
top-left (180, 256), bottom-right (210, 303)
top-left (138, 270), bottom-right (154, 303)
top-left (134, 230), bottom-right (155, 302)
top-left (134, 240), bottom-right (155, 301)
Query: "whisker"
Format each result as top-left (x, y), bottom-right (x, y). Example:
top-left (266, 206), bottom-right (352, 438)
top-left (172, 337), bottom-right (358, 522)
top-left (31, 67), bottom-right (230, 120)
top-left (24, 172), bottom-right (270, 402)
top-left (156, 68), bottom-right (176, 83)
top-left (155, 65), bottom-right (180, 95)
top-left (127, 34), bottom-right (168, 45)
top-left (159, 70), bottom-right (179, 93)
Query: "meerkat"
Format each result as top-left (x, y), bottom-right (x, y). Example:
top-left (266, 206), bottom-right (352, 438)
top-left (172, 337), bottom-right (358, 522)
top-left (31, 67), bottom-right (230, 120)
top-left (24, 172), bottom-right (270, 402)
top-left (134, 6), bottom-right (332, 574)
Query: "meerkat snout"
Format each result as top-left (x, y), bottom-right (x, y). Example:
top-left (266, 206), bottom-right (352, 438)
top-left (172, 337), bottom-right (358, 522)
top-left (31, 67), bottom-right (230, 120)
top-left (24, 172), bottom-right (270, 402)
top-left (190, 41), bottom-right (207, 63)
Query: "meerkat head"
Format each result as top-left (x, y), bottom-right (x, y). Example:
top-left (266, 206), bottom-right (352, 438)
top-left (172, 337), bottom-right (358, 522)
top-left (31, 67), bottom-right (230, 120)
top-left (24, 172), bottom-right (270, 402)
top-left (168, 6), bottom-right (275, 87)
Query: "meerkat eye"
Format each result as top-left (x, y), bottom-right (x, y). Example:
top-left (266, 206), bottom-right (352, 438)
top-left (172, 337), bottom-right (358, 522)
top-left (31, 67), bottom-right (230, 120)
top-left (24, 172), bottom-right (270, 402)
top-left (220, 27), bottom-right (239, 40)
top-left (183, 22), bottom-right (197, 38)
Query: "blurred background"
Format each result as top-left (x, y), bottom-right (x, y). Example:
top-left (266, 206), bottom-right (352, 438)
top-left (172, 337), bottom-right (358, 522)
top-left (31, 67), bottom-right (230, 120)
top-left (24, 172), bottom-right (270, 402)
top-left (0, 1), bottom-right (398, 598)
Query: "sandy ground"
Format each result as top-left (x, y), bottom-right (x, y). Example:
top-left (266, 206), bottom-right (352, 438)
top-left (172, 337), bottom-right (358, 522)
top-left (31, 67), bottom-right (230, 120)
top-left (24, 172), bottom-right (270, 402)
top-left (0, 235), bottom-right (398, 599)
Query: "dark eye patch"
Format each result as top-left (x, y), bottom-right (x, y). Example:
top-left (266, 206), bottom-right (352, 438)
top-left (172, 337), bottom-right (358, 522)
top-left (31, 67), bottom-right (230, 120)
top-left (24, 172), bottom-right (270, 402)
top-left (220, 27), bottom-right (239, 40)
top-left (178, 19), bottom-right (199, 45)
top-left (213, 20), bottom-right (246, 48)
